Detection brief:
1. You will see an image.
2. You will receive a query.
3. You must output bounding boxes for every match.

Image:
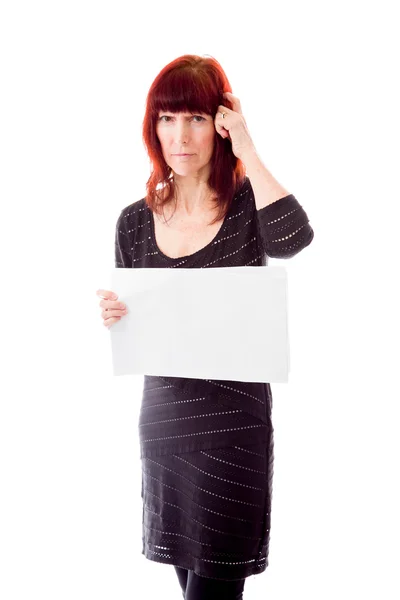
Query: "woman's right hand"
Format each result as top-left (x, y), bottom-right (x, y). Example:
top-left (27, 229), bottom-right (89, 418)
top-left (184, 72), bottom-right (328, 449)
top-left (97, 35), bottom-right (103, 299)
top-left (96, 289), bottom-right (128, 328)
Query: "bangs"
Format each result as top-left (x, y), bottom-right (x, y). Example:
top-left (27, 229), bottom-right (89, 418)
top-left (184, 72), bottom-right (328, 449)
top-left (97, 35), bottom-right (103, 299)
top-left (150, 67), bottom-right (220, 117)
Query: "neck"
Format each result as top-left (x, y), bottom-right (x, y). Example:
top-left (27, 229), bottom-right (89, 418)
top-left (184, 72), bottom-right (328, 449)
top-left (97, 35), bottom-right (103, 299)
top-left (171, 186), bottom-right (216, 218)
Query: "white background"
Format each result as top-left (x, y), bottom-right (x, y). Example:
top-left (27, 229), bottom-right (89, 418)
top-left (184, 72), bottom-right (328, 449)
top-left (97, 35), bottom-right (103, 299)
top-left (1, 1), bottom-right (399, 598)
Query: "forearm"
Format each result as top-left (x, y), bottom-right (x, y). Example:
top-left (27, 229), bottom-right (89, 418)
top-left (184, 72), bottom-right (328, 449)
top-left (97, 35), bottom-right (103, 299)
top-left (241, 147), bottom-right (291, 210)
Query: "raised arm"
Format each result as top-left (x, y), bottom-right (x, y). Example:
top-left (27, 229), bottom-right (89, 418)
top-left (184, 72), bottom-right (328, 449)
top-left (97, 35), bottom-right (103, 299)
top-left (241, 147), bottom-right (315, 259)
top-left (255, 192), bottom-right (314, 258)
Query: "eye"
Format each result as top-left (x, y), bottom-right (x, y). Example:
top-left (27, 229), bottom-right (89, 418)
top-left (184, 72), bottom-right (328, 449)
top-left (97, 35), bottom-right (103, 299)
top-left (159, 115), bottom-right (205, 123)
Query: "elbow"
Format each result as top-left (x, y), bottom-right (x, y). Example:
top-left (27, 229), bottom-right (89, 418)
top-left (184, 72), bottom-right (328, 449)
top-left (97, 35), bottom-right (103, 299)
top-left (266, 226), bottom-right (314, 259)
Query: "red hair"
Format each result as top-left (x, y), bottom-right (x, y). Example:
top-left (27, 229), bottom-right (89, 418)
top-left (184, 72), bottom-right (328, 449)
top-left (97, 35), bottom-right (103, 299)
top-left (141, 54), bottom-right (247, 226)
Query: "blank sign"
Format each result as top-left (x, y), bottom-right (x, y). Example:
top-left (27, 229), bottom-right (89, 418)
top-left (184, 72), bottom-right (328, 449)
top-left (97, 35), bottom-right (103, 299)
top-left (109, 266), bottom-right (290, 383)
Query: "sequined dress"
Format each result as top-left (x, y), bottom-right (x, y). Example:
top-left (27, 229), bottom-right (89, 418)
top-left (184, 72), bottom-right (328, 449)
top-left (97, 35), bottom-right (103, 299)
top-left (114, 176), bottom-right (314, 580)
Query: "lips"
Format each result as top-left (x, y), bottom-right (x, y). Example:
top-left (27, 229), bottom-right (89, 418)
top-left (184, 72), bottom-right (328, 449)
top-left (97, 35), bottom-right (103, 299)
top-left (173, 153), bottom-right (193, 156)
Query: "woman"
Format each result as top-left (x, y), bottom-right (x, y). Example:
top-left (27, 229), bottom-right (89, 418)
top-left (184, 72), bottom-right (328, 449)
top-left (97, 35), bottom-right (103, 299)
top-left (96, 54), bottom-right (314, 599)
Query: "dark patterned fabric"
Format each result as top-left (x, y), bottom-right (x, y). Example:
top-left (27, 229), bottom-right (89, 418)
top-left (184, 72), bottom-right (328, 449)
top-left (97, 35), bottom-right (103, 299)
top-left (115, 176), bottom-right (314, 579)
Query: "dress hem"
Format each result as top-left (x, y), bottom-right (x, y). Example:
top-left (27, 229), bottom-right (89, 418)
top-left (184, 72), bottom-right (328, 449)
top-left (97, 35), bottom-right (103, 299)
top-left (141, 548), bottom-right (268, 581)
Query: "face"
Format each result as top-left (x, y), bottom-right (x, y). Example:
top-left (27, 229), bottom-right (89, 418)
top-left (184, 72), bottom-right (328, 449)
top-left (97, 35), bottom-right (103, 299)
top-left (155, 111), bottom-right (216, 177)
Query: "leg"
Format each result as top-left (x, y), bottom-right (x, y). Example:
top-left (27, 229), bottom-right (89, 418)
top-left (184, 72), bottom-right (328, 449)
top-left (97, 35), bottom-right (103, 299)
top-left (174, 565), bottom-right (189, 598)
top-left (185, 570), bottom-right (246, 600)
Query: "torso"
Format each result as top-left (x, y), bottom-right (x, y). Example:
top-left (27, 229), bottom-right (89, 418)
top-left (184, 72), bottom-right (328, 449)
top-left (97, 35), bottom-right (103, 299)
top-left (151, 193), bottom-right (225, 259)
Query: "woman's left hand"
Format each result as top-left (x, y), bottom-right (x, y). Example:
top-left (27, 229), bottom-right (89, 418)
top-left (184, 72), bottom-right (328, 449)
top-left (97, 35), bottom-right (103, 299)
top-left (214, 91), bottom-right (257, 160)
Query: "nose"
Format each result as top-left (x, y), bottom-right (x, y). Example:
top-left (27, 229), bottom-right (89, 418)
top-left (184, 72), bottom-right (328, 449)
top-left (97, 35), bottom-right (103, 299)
top-left (174, 120), bottom-right (190, 146)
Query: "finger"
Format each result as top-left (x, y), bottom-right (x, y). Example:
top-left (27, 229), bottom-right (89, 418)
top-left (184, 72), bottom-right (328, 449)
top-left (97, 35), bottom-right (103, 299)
top-left (100, 299), bottom-right (126, 310)
top-left (215, 110), bottom-right (229, 126)
top-left (222, 94), bottom-right (242, 114)
top-left (102, 307), bottom-right (127, 319)
top-left (217, 105), bottom-right (231, 116)
top-left (215, 113), bottom-right (230, 135)
top-left (215, 124), bottom-right (230, 139)
top-left (214, 122), bottom-right (227, 137)
top-left (96, 289), bottom-right (118, 300)
top-left (219, 128), bottom-right (229, 138)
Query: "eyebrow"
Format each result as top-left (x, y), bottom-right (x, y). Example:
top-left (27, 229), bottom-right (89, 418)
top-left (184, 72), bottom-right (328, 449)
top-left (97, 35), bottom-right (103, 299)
top-left (159, 112), bottom-right (206, 117)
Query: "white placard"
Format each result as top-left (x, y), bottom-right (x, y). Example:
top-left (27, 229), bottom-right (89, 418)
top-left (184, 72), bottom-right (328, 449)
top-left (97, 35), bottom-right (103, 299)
top-left (109, 266), bottom-right (290, 383)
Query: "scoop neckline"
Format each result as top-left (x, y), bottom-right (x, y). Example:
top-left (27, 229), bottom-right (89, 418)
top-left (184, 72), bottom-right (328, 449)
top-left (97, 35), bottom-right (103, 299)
top-left (148, 199), bottom-right (233, 262)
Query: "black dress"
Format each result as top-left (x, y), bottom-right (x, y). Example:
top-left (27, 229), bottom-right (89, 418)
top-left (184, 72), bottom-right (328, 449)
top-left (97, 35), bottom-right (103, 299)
top-left (114, 176), bottom-right (314, 581)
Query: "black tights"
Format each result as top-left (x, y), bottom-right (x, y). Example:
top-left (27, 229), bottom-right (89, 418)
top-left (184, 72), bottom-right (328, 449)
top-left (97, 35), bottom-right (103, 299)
top-left (174, 566), bottom-right (246, 600)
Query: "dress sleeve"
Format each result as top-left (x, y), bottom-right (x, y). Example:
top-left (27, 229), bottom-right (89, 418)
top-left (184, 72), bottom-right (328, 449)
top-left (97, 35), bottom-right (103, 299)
top-left (115, 210), bottom-right (133, 268)
top-left (255, 193), bottom-right (314, 259)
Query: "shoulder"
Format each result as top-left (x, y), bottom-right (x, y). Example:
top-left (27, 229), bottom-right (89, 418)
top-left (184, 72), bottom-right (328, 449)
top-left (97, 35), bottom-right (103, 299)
top-left (116, 197), bottom-right (148, 231)
top-left (233, 176), bottom-right (255, 217)
top-left (236, 175), bottom-right (252, 198)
